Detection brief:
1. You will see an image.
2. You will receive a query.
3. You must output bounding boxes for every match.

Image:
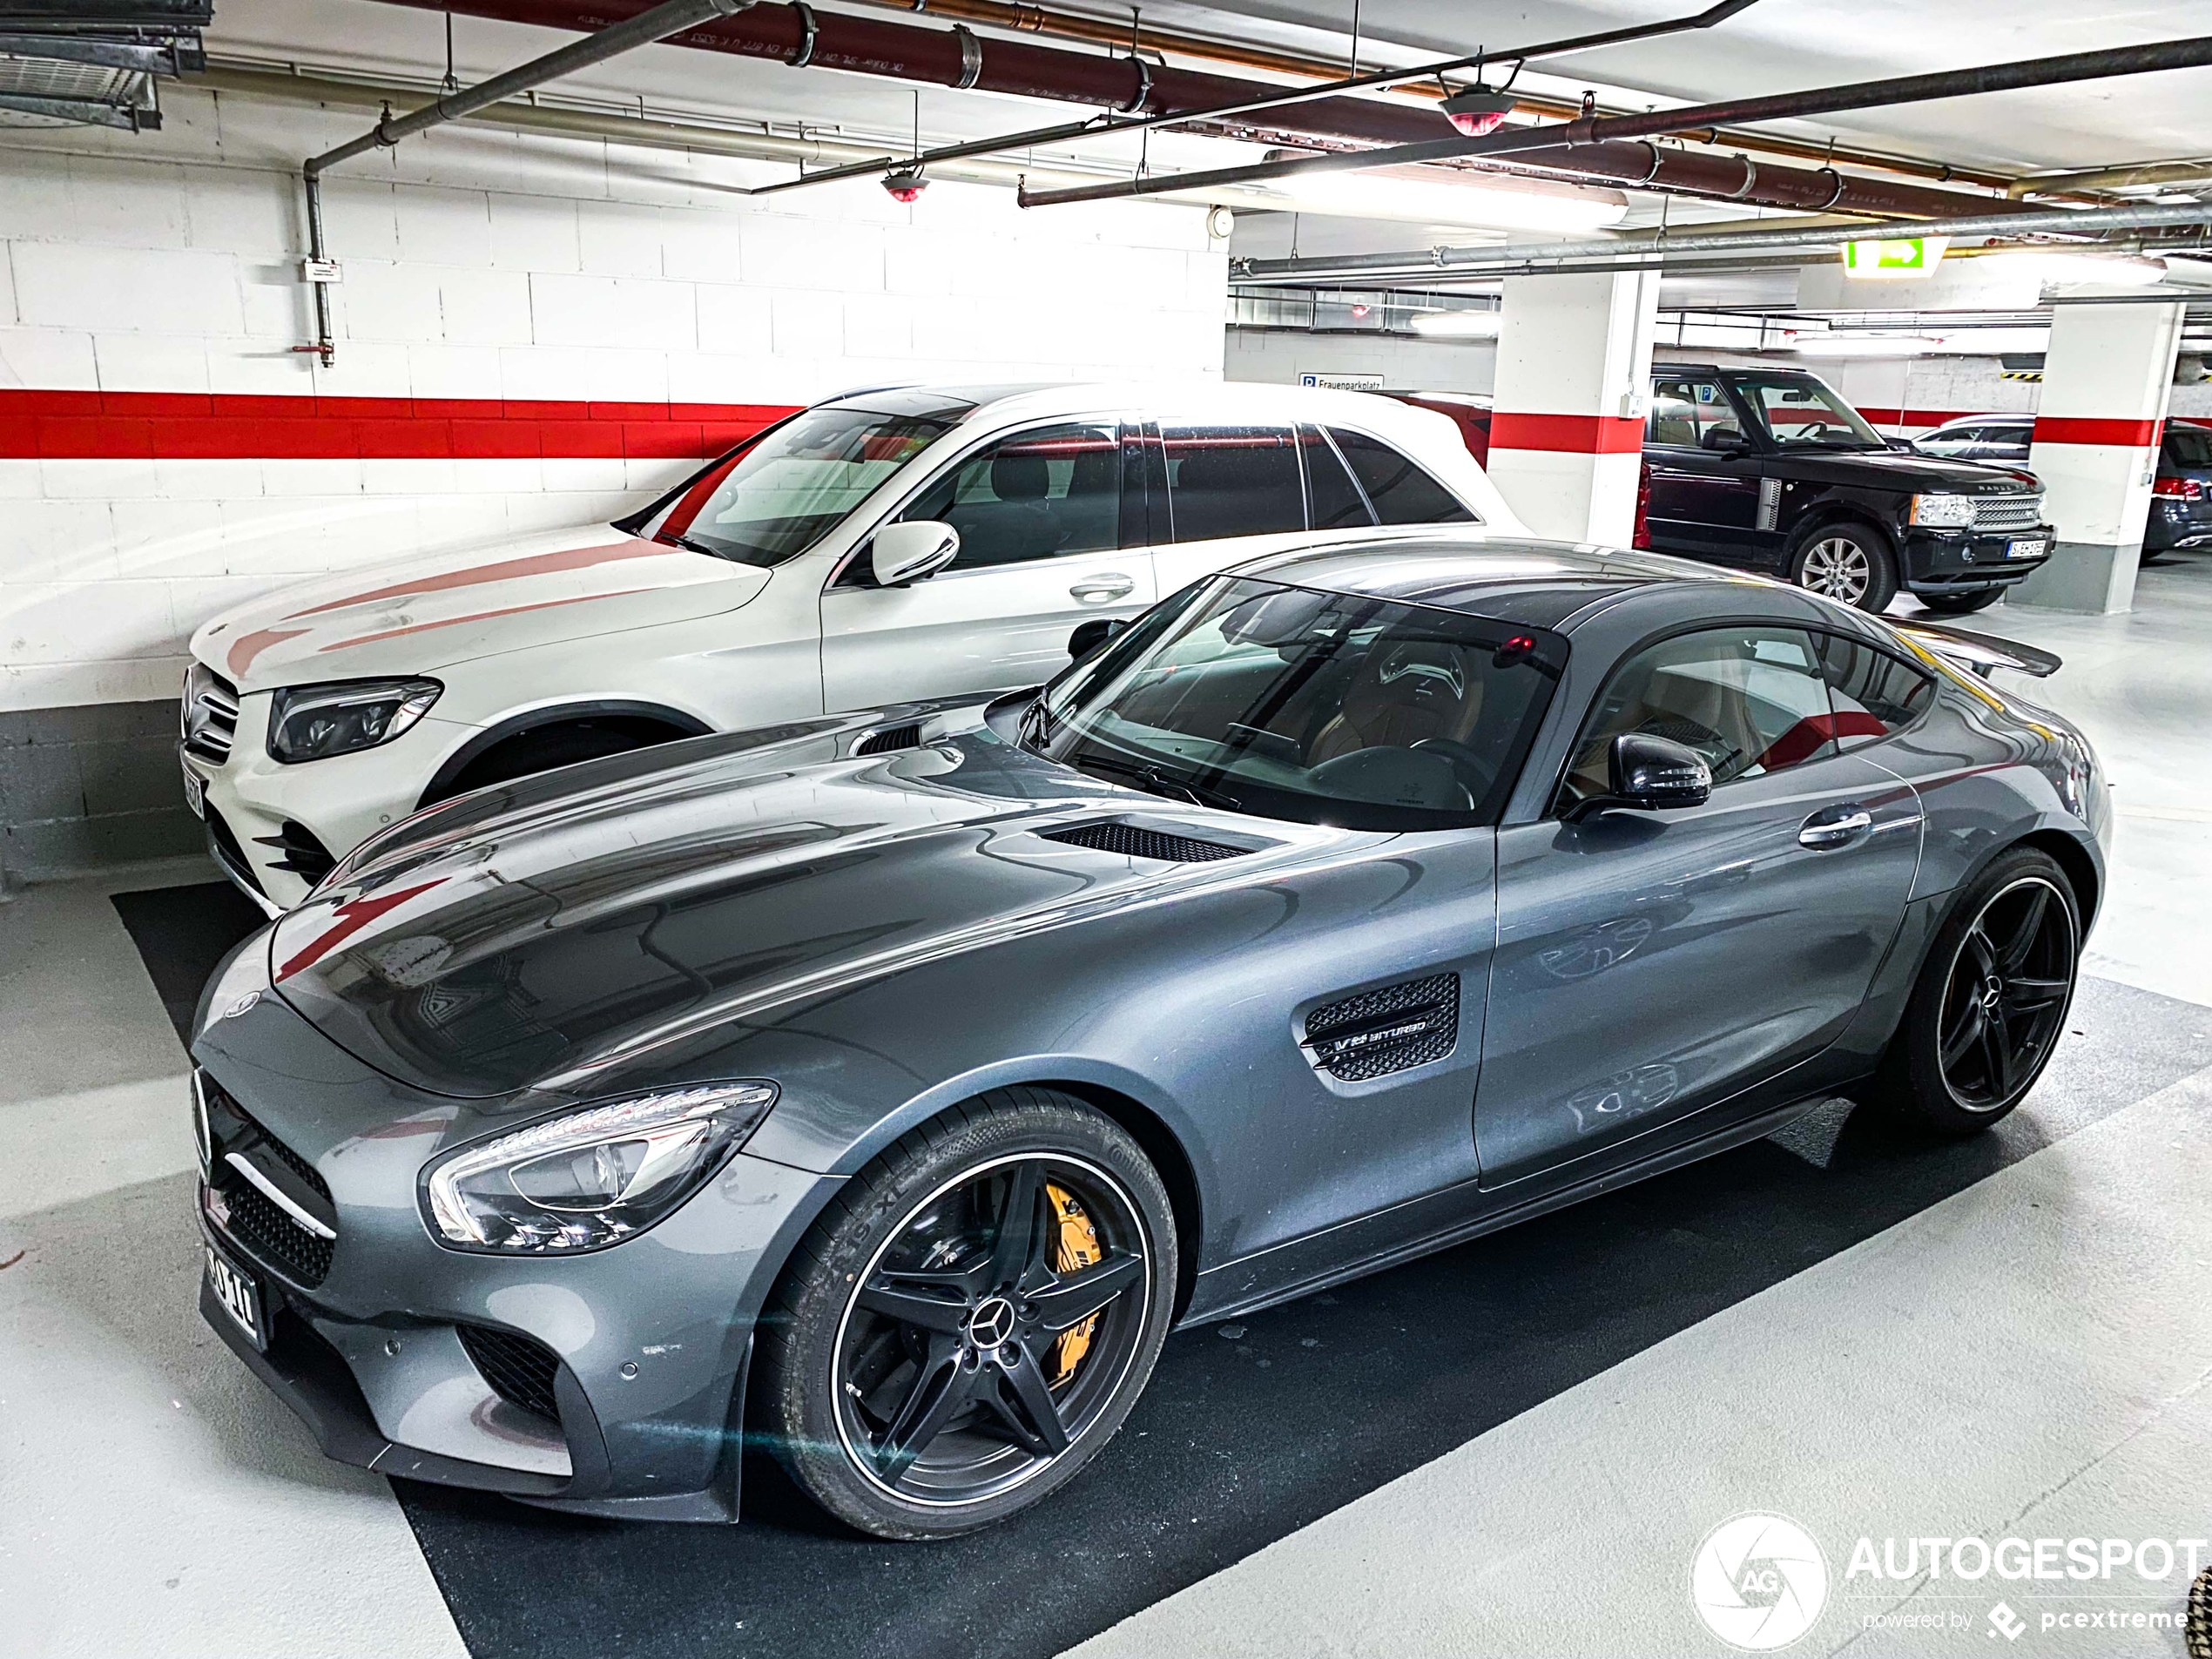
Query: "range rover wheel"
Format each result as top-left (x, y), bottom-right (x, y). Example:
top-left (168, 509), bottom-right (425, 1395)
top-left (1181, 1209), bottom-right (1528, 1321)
top-left (1918, 588), bottom-right (2003, 616)
top-left (1878, 848), bottom-right (2080, 1136)
top-left (758, 1088), bottom-right (1177, 1540)
top-left (1789, 523), bottom-right (1898, 613)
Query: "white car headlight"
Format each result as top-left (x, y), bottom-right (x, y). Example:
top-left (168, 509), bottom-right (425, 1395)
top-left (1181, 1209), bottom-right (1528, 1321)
top-left (267, 678), bottom-right (442, 764)
top-left (1909, 492), bottom-right (1978, 529)
top-left (423, 1082), bottom-right (778, 1253)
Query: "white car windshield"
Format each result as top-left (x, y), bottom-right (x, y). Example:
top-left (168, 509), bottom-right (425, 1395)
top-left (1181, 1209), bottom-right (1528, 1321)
top-left (639, 404), bottom-right (960, 566)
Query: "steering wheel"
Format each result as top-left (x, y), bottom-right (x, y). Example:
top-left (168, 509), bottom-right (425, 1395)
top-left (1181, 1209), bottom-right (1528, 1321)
top-left (1410, 737), bottom-right (1498, 803)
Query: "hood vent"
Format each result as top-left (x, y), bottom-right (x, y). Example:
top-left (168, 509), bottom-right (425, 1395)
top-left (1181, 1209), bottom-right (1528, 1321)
top-left (853, 721), bottom-right (923, 757)
top-left (1303, 973), bottom-right (1460, 1082)
top-left (1044, 821), bottom-right (1251, 863)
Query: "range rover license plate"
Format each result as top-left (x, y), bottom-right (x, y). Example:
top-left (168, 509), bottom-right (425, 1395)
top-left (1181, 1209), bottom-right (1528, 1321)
top-left (204, 1237), bottom-right (266, 1350)
top-left (2006, 537), bottom-right (2048, 560)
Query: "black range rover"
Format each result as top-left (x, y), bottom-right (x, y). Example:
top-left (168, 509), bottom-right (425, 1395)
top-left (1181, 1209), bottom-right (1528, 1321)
top-left (1638, 363), bottom-right (2055, 614)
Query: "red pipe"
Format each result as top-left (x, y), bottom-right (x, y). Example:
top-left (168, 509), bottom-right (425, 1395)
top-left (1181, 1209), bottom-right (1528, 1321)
top-left (383, 0), bottom-right (2039, 218)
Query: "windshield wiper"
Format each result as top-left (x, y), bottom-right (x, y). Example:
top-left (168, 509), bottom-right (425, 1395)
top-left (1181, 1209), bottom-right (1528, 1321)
top-left (658, 531), bottom-right (723, 557)
top-left (1072, 752), bottom-right (1244, 812)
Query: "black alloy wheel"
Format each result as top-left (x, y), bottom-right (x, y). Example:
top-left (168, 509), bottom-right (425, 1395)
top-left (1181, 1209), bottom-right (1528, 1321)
top-left (759, 1089), bottom-right (1177, 1539)
top-left (1878, 848), bottom-right (2080, 1135)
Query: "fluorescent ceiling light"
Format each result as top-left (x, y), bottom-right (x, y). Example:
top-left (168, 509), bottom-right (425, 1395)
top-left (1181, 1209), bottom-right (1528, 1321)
top-left (1978, 250), bottom-right (2169, 287)
top-left (1410, 310), bottom-right (1504, 340)
top-left (1789, 333), bottom-right (1939, 358)
top-left (1239, 169), bottom-right (1628, 234)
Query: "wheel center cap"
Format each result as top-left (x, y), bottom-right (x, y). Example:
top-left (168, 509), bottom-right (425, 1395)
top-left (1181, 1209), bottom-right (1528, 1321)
top-left (967, 1295), bottom-right (1016, 1350)
top-left (1980, 975), bottom-right (2005, 1012)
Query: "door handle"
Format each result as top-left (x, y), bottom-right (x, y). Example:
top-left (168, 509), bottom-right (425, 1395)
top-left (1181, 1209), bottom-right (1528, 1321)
top-left (1069, 573), bottom-right (1134, 604)
top-left (1798, 807), bottom-right (1873, 850)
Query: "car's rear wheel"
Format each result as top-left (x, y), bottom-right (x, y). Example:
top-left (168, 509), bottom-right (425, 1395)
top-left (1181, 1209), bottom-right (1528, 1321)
top-left (1790, 523), bottom-right (1898, 612)
top-left (758, 1089), bottom-right (1176, 1539)
top-left (1917, 588), bottom-right (2004, 616)
top-left (1878, 848), bottom-right (2080, 1135)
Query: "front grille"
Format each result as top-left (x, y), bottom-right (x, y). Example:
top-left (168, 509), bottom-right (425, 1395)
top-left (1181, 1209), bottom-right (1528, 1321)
top-left (456, 1323), bottom-right (563, 1424)
top-left (853, 721), bottom-right (923, 756)
top-left (1972, 494), bottom-right (2043, 534)
top-left (1304, 973), bottom-right (1460, 1082)
top-left (181, 663), bottom-right (239, 763)
top-left (203, 804), bottom-right (268, 898)
top-left (1044, 821), bottom-right (1251, 863)
top-left (199, 1071), bottom-right (334, 1287)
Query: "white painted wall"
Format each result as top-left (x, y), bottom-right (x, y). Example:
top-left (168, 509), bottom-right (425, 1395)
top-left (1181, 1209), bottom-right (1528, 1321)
top-left (0, 86), bottom-right (1226, 712)
top-left (1224, 326), bottom-right (1496, 394)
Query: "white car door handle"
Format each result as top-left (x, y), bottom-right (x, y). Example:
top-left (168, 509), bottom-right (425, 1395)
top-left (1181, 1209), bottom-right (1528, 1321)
top-left (1798, 807), bottom-right (1873, 849)
top-left (1069, 574), bottom-right (1135, 604)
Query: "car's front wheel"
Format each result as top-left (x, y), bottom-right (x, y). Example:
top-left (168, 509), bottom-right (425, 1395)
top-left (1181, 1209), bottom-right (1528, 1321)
top-left (1877, 847), bottom-right (2081, 1135)
top-left (757, 1089), bottom-right (1177, 1539)
top-left (1789, 523), bottom-right (1899, 612)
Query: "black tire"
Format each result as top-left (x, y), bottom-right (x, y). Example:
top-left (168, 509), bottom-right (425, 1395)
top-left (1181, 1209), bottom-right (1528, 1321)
top-left (431, 718), bottom-right (675, 803)
top-left (2141, 544), bottom-right (2169, 566)
top-left (758, 1088), bottom-right (1177, 1540)
top-left (1917, 588), bottom-right (2004, 616)
top-left (1789, 522), bottom-right (1899, 613)
top-left (1877, 847), bottom-right (2080, 1136)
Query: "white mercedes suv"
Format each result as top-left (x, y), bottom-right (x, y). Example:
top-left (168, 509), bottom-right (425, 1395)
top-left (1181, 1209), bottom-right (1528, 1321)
top-left (179, 381), bottom-right (1519, 909)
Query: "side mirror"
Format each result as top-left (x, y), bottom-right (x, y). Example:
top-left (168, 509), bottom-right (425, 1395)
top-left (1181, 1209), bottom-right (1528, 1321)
top-left (1608, 732), bottom-right (1711, 810)
top-left (1068, 617), bottom-right (1130, 662)
top-left (1700, 424), bottom-right (1748, 454)
top-left (871, 520), bottom-right (960, 587)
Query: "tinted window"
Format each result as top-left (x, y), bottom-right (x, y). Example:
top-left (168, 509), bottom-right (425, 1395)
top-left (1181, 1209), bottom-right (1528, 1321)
top-left (1647, 374), bottom-right (1737, 448)
top-left (1560, 626), bottom-right (1837, 810)
top-left (1159, 425), bottom-right (1304, 543)
top-left (1815, 635), bottom-right (1934, 749)
top-left (1328, 429), bottom-right (1474, 525)
top-left (2166, 426), bottom-right (2212, 469)
top-left (1301, 426), bottom-right (1373, 530)
top-left (900, 421), bottom-right (1121, 569)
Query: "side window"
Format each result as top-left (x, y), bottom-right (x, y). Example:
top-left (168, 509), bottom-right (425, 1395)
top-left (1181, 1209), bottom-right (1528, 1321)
top-left (1558, 626), bottom-right (1838, 810)
top-left (1646, 375), bottom-right (1737, 448)
top-left (1328, 429), bottom-right (1474, 525)
top-left (1301, 425), bottom-right (1374, 530)
top-left (1814, 634), bottom-right (1934, 750)
top-left (1161, 424), bottom-right (1305, 542)
top-left (899, 421), bottom-right (1121, 570)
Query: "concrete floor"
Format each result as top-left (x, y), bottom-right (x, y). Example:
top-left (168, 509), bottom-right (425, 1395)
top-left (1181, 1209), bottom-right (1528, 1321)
top-left (1, 555), bottom-right (2206, 1658)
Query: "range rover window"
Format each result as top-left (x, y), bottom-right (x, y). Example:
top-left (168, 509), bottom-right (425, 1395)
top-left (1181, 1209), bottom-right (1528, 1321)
top-left (1327, 428), bottom-right (1474, 525)
top-left (898, 421), bottom-right (1122, 569)
top-left (1161, 425), bottom-right (1305, 542)
top-left (644, 405), bottom-right (957, 566)
top-left (1647, 374), bottom-right (1737, 448)
top-left (1558, 625), bottom-right (1838, 810)
top-left (1028, 575), bottom-right (1562, 831)
top-left (1734, 374), bottom-right (1887, 452)
top-left (1301, 425), bottom-right (1373, 530)
top-left (1814, 634), bottom-right (1935, 748)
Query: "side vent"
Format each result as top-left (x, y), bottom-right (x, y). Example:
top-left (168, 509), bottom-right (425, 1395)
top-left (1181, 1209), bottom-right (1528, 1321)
top-left (853, 722), bottom-right (924, 757)
top-left (1303, 973), bottom-right (1460, 1082)
top-left (1044, 821), bottom-right (1251, 864)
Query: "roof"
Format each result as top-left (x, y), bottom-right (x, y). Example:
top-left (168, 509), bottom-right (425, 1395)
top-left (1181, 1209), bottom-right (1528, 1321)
top-left (1242, 535), bottom-right (1733, 631)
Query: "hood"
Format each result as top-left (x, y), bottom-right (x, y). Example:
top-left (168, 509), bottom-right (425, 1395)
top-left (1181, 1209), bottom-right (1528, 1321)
top-left (1775, 448), bottom-right (2040, 493)
top-left (191, 525), bottom-right (766, 692)
top-left (265, 723), bottom-right (1337, 1100)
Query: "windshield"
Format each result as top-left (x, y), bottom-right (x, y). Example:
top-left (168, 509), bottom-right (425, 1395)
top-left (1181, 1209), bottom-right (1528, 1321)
top-left (1733, 374), bottom-right (1887, 451)
top-left (1027, 576), bottom-right (1564, 832)
top-left (638, 405), bottom-right (958, 566)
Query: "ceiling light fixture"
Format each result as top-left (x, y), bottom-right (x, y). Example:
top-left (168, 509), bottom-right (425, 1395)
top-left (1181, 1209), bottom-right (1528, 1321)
top-left (1410, 310), bottom-right (1504, 340)
top-left (1982, 249), bottom-right (2169, 288)
top-left (1440, 84), bottom-right (1519, 138)
top-left (1788, 332), bottom-right (1939, 358)
top-left (1240, 168), bottom-right (1626, 233)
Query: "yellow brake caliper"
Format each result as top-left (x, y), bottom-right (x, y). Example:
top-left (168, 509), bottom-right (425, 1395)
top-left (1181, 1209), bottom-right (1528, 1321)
top-left (1045, 1183), bottom-right (1102, 1386)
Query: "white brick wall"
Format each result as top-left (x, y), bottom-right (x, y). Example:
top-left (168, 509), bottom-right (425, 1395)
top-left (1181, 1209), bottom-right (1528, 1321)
top-left (0, 84), bottom-right (1229, 712)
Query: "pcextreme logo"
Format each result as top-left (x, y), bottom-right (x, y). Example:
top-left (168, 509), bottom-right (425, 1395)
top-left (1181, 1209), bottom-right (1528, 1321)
top-left (1690, 1512), bottom-right (1831, 1651)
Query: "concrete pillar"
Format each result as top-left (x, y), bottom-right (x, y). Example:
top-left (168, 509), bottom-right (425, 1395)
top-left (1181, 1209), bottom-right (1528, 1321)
top-left (2011, 299), bottom-right (2186, 614)
top-left (1485, 269), bottom-right (1660, 544)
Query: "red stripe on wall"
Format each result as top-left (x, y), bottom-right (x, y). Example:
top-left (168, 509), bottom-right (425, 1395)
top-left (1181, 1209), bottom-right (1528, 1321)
top-left (2031, 415), bottom-right (2163, 448)
top-left (0, 389), bottom-right (799, 462)
top-left (1487, 412), bottom-right (1646, 455)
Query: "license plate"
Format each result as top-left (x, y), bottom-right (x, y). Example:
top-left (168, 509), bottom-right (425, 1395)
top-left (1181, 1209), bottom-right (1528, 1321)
top-left (180, 759), bottom-right (206, 818)
top-left (204, 1237), bottom-right (266, 1350)
top-left (2006, 537), bottom-right (2048, 560)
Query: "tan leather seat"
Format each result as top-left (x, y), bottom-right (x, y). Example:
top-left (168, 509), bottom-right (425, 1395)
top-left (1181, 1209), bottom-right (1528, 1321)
top-left (1309, 639), bottom-right (1488, 765)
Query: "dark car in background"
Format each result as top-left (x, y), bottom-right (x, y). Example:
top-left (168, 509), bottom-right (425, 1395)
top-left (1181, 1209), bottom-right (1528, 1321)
top-left (1640, 365), bottom-right (2054, 615)
top-left (1919, 413), bottom-right (2212, 561)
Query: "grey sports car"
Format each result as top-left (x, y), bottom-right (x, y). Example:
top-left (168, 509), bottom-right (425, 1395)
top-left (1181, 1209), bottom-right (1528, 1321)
top-left (189, 535), bottom-right (2107, 1538)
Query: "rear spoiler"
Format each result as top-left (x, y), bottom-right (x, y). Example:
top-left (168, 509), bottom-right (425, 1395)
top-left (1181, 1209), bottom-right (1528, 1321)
top-left (1891, 619), bottom-right (2062, 680)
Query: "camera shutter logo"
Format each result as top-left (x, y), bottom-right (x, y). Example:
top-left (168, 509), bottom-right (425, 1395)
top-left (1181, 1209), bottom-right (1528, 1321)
top-left (1690, 1513), bottom-right (1830, 1651)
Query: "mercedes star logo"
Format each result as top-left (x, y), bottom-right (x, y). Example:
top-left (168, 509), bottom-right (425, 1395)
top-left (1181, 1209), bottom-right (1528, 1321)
top-left (967, 1295), bottom-right (1016, 1350)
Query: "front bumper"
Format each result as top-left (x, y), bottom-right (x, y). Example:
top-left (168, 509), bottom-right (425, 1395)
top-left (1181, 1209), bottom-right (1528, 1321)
top-left (1901, 522), bottom-right (2056, 594)
top-left (192, 980), bottom-right (841, 1521)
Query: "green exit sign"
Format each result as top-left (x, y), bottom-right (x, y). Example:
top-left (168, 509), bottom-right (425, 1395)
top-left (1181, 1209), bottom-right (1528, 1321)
top-left (1842, 236), bottom-right (1950, 279)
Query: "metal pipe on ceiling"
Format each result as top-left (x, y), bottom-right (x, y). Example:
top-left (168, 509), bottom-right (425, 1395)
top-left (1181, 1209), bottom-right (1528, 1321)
top-left (1015, 31), bottom-right (2212, 209)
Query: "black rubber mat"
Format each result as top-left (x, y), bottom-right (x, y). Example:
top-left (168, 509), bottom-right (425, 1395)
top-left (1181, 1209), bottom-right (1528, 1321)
top-left (113, 881), bottom-right (2212, 1659)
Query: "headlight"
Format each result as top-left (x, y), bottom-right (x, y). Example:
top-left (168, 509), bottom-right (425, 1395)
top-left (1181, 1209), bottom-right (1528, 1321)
top-left (1909, 492), bottom-right (1977, 529)
top-left (422, 1082), bottom-right (778, 1253)
top-left (267, 678), bottom-right (441, 763)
